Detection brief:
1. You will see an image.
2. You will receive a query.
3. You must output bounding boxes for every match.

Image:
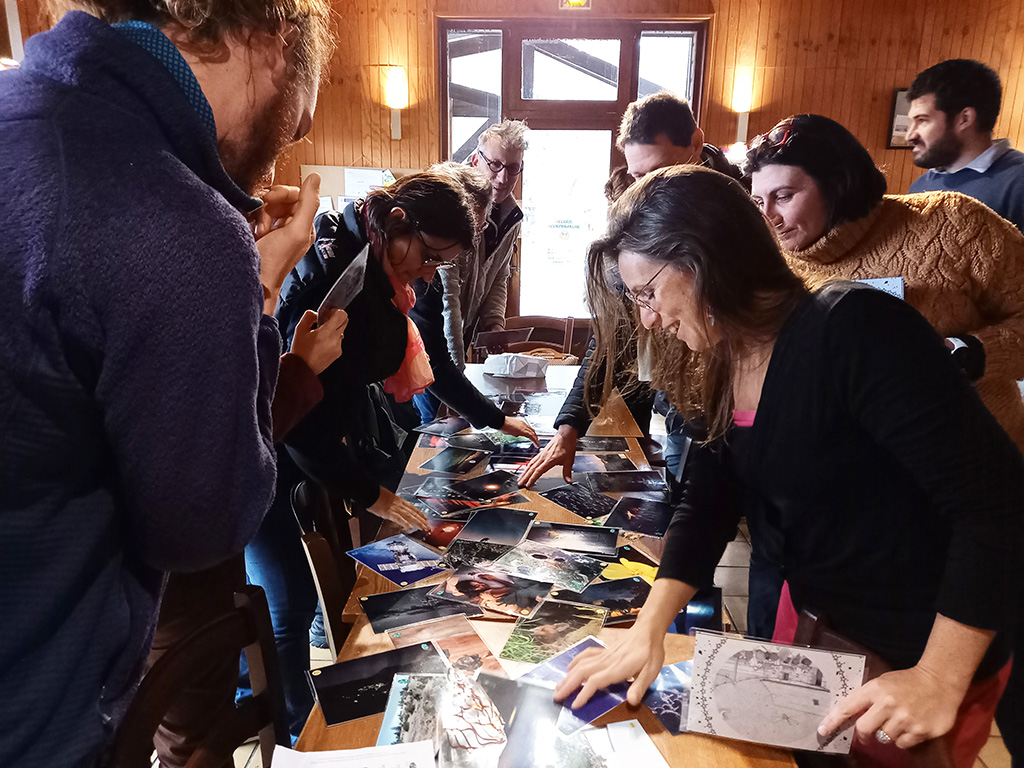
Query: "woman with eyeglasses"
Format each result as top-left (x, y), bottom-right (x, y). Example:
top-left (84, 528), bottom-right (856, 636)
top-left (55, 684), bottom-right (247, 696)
top-left (554, 166), bottom-right (1022, 767)
top-left (746, 114), bottom-right (1024, 455)
top-left (242, 169), bottom-right (531, 739)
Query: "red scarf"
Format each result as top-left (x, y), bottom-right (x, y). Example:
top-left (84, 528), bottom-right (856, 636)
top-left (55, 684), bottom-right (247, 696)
top-left (366, 223), bottom-right (435, 401)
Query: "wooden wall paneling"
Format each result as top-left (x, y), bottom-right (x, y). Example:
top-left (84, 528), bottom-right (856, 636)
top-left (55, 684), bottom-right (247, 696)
top-left (977, 1), bottom-right (1001, 75)
top-left (407, 1), bottom-right (421, 168)
top-left (424, 3), bottom-right (438, 166)
top-left (358, 3), bottom-right (373, 167)
top-left (336, 10), bottom-right (353, 166)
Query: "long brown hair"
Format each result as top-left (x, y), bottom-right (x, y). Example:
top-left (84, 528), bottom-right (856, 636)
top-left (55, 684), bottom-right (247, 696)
top-left (585, 166), bottom-right (807, 441)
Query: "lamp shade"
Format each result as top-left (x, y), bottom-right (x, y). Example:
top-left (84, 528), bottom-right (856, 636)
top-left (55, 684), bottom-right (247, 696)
top-left (384, 66), bottom-right (409, 110)
top-left (731, 67), bottom-right (754, 113)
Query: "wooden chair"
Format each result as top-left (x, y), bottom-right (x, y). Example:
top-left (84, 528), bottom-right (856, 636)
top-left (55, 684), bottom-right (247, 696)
top-left (290, 481), bottom-right (356, 659)
top-left (792, 608), bottom-right (955, 768)
top-left (475, 316), bottom-right (587, 361)
top-left (108, 586), bottom-right (289, 768)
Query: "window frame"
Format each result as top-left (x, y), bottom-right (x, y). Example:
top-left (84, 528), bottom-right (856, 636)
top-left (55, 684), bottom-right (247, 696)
top-left (438, 18), bottom-right (708, 167)
top-left (437, 17), bottom-right (709, 317)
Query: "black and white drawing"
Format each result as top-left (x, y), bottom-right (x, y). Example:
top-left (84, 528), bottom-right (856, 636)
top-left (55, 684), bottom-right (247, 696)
top-left (687, 632), bottom-right (865, 753)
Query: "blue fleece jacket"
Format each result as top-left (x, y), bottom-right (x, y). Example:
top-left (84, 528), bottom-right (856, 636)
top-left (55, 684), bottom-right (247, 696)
top-left (0, 12), bottom-right (279, 767)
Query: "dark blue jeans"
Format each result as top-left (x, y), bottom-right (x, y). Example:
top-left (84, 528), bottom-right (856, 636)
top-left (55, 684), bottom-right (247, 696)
top-left (412, 389), bottom-right (441, 424)
top-left (237, 488), bottom-right (317, 743)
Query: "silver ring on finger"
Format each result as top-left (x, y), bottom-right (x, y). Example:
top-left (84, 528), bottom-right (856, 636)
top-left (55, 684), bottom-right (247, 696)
top-left (875, 729), bottom-right (893, 745)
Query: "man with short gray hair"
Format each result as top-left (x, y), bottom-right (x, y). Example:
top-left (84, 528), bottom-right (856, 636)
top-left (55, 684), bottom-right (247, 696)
top-left (447, 119), bottom-right (528, 366)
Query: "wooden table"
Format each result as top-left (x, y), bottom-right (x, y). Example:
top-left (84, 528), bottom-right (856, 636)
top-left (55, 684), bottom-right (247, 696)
top-left (296, 366), bottom-right (796, 767)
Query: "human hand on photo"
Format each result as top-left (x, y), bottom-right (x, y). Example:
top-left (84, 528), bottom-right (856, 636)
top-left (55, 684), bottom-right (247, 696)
top-left (368, 487), bottom-right (430, 532)
top-left (817, 664), bottom-right (964, 750)
top-left (500, 416), bottom-right (539, 445)
top-left (519, 425), bottom-right (577, 488)
top-left (553, 620), bottom-right (665, 708)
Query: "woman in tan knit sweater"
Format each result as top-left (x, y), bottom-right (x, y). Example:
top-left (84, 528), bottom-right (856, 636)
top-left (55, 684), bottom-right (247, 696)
top-left (746, 114), bottom-right (1024, 453)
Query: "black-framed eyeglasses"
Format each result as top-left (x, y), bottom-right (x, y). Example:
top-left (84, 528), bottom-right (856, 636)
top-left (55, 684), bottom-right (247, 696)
top-left (415, 230), bottom-right (460, 270)
top-left (623, 263), bottom-right (668, 312)
top-left (477, 149), bottom-right (524, 177)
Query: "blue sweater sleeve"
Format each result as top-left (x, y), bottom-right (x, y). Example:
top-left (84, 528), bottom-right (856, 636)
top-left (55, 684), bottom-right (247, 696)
top-left (84, 194), bottom-right (278, 573)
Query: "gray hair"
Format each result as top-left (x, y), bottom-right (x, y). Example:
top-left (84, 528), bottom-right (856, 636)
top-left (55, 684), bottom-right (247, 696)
top-left (478, 119), bottom-right (529, 154)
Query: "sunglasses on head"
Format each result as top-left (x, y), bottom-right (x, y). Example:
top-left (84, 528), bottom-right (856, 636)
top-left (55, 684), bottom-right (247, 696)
top-left (750, 118), bottom-right (796, 153)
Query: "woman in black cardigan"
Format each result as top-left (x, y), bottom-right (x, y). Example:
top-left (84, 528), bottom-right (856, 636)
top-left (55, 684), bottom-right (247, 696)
top-left (554, 166), bottom-right (1022, 766)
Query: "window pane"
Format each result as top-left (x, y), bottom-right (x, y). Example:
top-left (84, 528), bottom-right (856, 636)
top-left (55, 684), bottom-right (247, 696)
top-left (638, 31), bottom-right (696, 101)
top-left (520, 130), bottom-right (611, 318)
top-left (522, 38), bottom-right (619, 101)
top-left (447, 30), bottom-right (502, 161)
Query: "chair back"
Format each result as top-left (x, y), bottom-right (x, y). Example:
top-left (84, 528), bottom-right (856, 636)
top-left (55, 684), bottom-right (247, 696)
top-left (793, 608), bottom-right (955, 768)
top-left (109, 586), bottom-right (289, 768)
top-left (475, 316), bottom-right (590, 360)
top-left (291, 481), bottom-right (356, 658)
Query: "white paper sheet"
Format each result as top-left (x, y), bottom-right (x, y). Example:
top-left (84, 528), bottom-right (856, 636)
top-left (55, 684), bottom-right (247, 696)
top-left (272, 740), bottom-right (435, 767)
top-left (605, 720), bottom-right (671, 767)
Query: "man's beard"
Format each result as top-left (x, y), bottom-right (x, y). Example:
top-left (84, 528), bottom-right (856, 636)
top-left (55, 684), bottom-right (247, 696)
top-left (219, 81), bottom-right (300, 196)
top-left (912, 130), bottom-right (963, 169)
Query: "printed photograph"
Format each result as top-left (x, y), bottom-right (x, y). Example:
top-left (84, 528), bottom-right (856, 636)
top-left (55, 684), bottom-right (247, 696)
top-left (499, 600), bottom-right (608, 664)
top-left (475, 673), bottom-right (609, 768)
top-left (390, 616), bottom-right (506, 679)
top-left (449, 470), bottom-right (522, 501)
top-left (441, 540), bottom-right (514, 570)
top-left (488, 432), bottom-right (551, 450)
top-left (526, 521), bottom-right (619, 558)
top-left (643, 660), bottom-right (693, 735)
top-left (376, 673), bottom-right (444, 746)
top-left (540, 483), bottom-right (617, 520)
top-left (346, 534), bottom-right (447, 587)
top-left (407, 514), bottom-right (467, 550)
top-left (419, 447), bottom-right (488, 474)
top-left (688, 632), bottom-right (866, 753)
top-left (451, 506), bottom-right (536, 547)
top-left (603, 497), bottom-right (675, 538)
top-left (412, 476), bottom-right (465, 500)
top-left (439, 668), bottom-right (507, 768)
top-left (552, 576), bottom-right (651, 625)
top-left (359, 585), bottom-right (483, 634)
top-left (433, 567), bottom-right (552, 618)
top-left (417, 433), bottom-right (446, 449)
top-left (415, 416), bottom-right (472, 437)
top-left (575, 436), bottom-right (629, 453)
top-left (445, 433), bottom-right (499, 453)
top-left (413, 495), bottom-right (527, 518)
top-left (486, 456), bottom-right (531, 475)
top-left (601, 545), bottom-right (659, 582)
top-left (493, 540), bottom-right (605, 592)
top-left (584, 470), bottom-right (669, 494)
top-left (571, 453), bottom-right (638, 473)
top-left (307, 643), bottom-right (448, 726)
top-left (521, 636), bottom-right (629, 736)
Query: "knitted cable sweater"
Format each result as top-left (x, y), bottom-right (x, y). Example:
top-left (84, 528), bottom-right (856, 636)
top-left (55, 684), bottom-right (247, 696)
top-left (786, 192), bottom-right (1024, 452)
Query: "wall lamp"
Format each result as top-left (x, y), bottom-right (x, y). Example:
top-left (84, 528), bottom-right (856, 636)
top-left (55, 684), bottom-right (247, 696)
top-left (384, 66), bottom-right (408, 141)
top-left (732, 66), bottom-right (754, 143)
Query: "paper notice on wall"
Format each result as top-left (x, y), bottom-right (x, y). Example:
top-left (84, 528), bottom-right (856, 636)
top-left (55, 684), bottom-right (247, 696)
top-left (343, 167), bottom-right (387, 198)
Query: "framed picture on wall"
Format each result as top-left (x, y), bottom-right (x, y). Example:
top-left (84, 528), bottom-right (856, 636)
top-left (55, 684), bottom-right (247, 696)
top-left (888, 88), bottom-right (912, 149)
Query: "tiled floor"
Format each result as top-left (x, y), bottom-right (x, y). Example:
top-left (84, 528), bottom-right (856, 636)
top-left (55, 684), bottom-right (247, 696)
top-left (715, 522), bottom-right (1014, 768)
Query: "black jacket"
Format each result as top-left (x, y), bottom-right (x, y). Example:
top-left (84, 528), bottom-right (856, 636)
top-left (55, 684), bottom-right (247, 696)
top-left (276, 203), bottom-right (410, 507)
top-left (659, 284), bottom-right (1022, 675)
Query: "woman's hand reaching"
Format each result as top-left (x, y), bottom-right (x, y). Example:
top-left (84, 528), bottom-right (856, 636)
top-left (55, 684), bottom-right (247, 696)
top-left (367, 487), bottom-right (430, 532)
